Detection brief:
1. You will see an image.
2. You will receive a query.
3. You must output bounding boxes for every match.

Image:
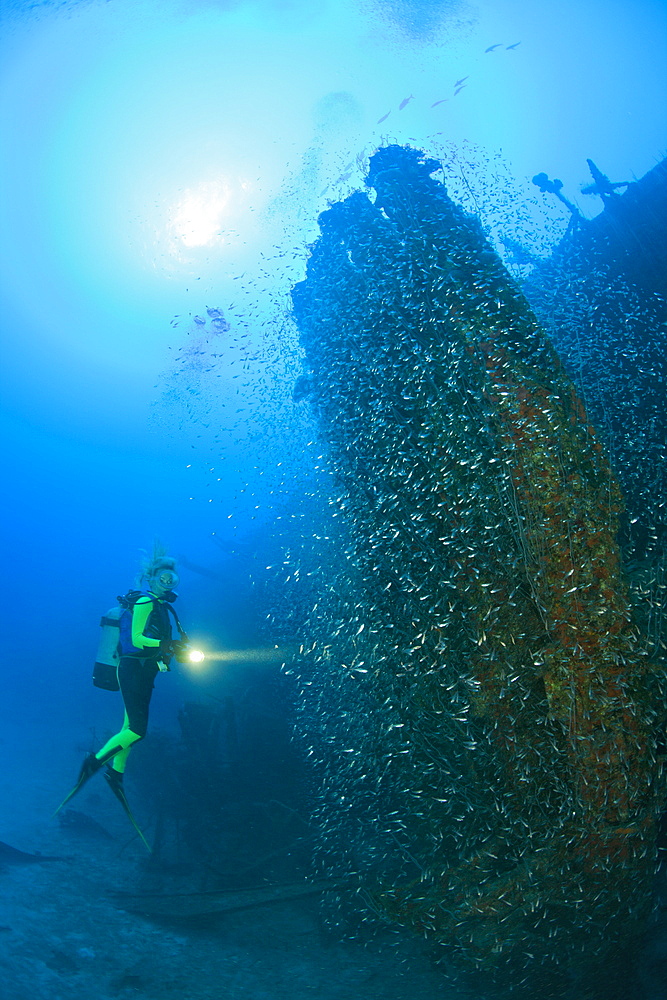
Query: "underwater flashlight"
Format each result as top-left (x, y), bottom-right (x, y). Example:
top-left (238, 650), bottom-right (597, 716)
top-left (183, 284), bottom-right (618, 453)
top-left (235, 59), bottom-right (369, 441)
top-left (173, 640), bottom-right (205, 665)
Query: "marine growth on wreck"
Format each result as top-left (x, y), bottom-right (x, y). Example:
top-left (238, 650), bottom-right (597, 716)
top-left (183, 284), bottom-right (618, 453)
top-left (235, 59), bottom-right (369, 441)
top-left (290, 145), bottom-right (663, 995)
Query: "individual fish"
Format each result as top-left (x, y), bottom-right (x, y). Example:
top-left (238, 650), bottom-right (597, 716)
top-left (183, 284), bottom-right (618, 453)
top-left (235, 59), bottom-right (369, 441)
top-left (377, 111), bottom-right (391, 124)
top-left (485, 43), bottom-right (502, 52)
top-left (398, 95), bottom-right (415, 110)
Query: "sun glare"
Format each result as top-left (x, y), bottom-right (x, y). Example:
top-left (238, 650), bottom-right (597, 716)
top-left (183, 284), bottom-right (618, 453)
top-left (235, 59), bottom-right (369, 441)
top-left (172, 179), bottom-right (231, 247)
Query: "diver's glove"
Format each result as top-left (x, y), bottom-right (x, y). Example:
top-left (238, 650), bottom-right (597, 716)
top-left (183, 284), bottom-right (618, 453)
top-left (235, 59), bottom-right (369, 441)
top-left (157, 660), bottom-right (171, 673)
top-left (171, 638), bottom-right (191, 664)
top-left (157, 637), bottom-right (190, 665)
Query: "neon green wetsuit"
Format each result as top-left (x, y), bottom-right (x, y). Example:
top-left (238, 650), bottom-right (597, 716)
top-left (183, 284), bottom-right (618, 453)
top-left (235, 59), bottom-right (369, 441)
top-left (95, 594), bottom-right (172, 774)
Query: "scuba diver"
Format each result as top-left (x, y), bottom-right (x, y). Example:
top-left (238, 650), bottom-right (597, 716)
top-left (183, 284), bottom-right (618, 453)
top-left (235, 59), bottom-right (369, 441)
top-left (54, 547), bottom-right (189, 848)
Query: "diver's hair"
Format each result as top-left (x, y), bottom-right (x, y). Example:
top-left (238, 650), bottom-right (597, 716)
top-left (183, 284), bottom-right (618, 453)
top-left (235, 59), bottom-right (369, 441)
top-left (136, 540), bottom-right (177, 585)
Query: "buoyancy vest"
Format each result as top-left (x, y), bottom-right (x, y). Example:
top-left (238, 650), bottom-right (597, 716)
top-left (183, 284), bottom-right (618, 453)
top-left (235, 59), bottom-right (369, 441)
top-left (93, 590), bottom-right (186, 690)
top-left (118, 591), bottom-right (174, 657)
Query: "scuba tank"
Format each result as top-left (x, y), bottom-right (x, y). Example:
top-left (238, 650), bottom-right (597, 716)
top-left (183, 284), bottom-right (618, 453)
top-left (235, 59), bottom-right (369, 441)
top-left (93, 605), bottom-right (123, 691)
top-left (93, 590), bottom-right (187, 689)
top-left (93, 591), bottom-right (144, 688)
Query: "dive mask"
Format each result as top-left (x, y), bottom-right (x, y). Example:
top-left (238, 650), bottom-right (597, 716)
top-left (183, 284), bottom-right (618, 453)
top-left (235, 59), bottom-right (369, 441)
top-left (152, 569), bottom-right (180, 600)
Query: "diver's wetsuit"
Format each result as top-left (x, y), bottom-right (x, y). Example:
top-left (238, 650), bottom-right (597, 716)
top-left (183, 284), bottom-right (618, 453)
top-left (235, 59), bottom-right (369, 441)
top-left (53, 581), bottom-right (181, 829)
top-left (117, 656), bottom-right (159, 737)
top-left (95, 594), bottom-right (173, 773)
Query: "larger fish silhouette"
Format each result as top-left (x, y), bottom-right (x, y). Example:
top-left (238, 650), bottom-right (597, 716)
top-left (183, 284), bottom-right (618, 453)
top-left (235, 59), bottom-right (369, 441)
top-left (291, 145), bottom-right (662, 996)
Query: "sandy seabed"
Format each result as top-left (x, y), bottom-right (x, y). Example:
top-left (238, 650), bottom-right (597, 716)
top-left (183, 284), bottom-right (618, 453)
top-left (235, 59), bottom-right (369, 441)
top-left (1, 721), bottom-right (666, 1000)
top-left (0, 852), bottom-right (449, 1000)
top-left (0, 720), bottom-right (456, 1000)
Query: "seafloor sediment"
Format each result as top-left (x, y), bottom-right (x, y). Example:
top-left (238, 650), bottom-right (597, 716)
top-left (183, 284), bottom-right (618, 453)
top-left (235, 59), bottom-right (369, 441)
top-left (0, 721), bottom-right (453, 1000)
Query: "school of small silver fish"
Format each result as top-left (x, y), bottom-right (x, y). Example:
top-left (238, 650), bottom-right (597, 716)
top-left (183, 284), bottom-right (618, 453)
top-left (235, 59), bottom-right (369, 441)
top-left (377, 42), bottom-right (521, 124)
top-left (288, 144), bottom-right (665, 997)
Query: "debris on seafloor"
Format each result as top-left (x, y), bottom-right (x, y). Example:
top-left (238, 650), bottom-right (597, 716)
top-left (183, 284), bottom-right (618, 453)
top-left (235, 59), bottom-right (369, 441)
top-left (112, 878), bottom-right (356, 919)
top-left (58, 808), bottom-right (115, 841)
top-left (0, 840), bottom-right (64, 865)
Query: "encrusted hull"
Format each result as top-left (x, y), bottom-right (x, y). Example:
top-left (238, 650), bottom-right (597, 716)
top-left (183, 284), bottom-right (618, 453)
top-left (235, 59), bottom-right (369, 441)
top-left (291, 146), bottom-right (662, 993)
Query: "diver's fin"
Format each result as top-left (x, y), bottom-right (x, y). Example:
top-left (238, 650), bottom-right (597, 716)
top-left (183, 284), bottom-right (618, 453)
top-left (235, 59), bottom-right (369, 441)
top-left (52, 754), bottom-right (103, 818)
top-left (105, 769), bottom-right (152, 853)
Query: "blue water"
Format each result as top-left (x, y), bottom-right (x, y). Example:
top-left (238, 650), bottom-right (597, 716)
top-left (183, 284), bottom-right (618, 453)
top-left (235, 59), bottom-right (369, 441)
top-left (0, 2), bottom-right (666, 998)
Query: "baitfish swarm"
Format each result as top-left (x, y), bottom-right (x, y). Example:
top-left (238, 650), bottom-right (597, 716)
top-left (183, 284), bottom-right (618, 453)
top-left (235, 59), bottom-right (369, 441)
top-left (290, 145), bottom-right (663, 996)
top-left (524, 201), bottom-right (667, 688)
